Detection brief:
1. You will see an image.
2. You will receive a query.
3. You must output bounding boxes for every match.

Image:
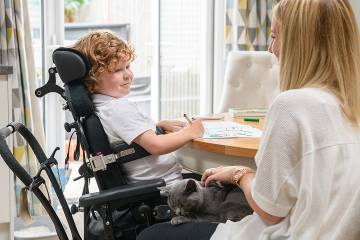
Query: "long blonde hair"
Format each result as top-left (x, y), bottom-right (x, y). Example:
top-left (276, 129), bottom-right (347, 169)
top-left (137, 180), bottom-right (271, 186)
top-left (273, 0), bottom-right (360, 126)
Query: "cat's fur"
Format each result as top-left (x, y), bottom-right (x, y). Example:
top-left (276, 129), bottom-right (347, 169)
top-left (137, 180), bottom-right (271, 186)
top-left (159, 178), bottom-right (253, 225)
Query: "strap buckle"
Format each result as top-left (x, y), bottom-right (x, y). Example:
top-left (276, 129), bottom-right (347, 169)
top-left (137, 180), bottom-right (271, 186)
top-left (89, 154), bottom-right (117, 172)
top-left (115, 148), bottom-right (135, 158)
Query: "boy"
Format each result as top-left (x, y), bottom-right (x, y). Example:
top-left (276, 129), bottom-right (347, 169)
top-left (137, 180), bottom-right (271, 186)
top-left (72, 30), bottom-right (204, 184)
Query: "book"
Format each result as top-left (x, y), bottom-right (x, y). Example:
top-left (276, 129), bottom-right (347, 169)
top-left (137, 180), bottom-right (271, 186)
top-left (228, 108), bottom-right (268, 118)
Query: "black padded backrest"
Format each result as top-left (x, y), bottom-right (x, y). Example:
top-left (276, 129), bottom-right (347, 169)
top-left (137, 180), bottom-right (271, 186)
top-left (52, 47), bottom-right (127, 190)
top-left (83, 115), bottom-right (126, 190)
top-left (64, 81), bottom-right (94, 118)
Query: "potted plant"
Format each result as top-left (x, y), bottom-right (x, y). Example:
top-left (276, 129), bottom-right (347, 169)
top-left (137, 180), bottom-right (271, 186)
top-left (64, 0), bottom-right (88, 23)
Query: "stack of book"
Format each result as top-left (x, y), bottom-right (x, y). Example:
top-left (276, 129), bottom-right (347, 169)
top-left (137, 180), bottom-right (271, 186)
top-left (228, 108), bottom-right (268, 118)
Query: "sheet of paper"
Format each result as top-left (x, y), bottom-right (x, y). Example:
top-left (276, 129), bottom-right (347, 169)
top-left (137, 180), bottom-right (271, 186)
top-left (202, 121), bottom-right (262, 139)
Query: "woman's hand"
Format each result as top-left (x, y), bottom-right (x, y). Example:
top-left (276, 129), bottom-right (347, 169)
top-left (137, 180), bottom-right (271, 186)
top-left (201, 166), bottom-right (236, 187)
top-left (201, 165), bottom-right (254, 187)
top-left (158, 120), bottom-right (187, 132)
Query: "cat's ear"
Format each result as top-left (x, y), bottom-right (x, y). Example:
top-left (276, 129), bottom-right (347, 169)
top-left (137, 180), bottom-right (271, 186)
top-left (184, 179), bottom-right (198, 194)
top-left (158, 185), bottom-right (171, 197)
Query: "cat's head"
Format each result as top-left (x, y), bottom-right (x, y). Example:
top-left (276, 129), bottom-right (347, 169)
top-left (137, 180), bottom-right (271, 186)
top-left (159, 179), bottom-right (204, 216)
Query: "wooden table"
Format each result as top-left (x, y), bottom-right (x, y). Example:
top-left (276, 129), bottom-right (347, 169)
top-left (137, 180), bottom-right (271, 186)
top-left (190, 115), bottom-right (264, 158)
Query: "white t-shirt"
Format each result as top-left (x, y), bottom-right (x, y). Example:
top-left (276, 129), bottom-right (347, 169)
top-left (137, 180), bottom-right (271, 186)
top-left (211, 88), bottom-right (360, 240)
top-left (92, 94), bottom-right (182, 184)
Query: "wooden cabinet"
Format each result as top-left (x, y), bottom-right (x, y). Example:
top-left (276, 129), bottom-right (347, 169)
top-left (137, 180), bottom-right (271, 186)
top-left (0, 66), bottom-right (14, 240)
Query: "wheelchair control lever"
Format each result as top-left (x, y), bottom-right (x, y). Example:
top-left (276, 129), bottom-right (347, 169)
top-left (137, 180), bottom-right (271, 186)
top-left (70, 204), bottom-right (78, 214)
top-left (24, 147), bottom-right (61, 198)
top-left (28, 175), bottom-right (46, 192)
top-left (33, 147), bottom-right (60, 179)
top-left (73, 163), bottom-right (94, 181)
top-left (70, 204), bottom-right (83, 214)
top-left (64, 122), bottom-right (78, 132)
top-left (27, 147), bottom-right (60, 195)
top-left (50, 147), bottom-right (60, 159)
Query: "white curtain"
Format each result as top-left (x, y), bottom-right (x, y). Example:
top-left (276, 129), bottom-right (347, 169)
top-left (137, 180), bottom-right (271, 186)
top-left (0, 0), bottom-right (45, 215)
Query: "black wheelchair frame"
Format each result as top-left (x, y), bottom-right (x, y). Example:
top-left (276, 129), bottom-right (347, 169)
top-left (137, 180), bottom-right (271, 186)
top-left (0, 47), bottom-right (174, 240)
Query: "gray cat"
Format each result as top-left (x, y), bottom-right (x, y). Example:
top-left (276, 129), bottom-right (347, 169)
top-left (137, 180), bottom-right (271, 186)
top-left (159, 178), bottom-right (253, 225)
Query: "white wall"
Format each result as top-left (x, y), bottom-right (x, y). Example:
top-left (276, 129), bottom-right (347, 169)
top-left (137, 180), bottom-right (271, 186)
top-left (350, 0), bottom-right (360, 25)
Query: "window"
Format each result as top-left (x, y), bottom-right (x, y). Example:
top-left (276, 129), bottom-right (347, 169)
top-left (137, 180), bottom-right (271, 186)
top-left (67, 0), bottom-right (154, 78)
top-left (67, 0), bottom-right (213, 120)
top-left (159, 0), bottom-right (210, 119)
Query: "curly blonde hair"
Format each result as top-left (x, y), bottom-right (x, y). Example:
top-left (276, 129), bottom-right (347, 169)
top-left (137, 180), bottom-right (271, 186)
top-left (71, 30), bottom-right (135, 93)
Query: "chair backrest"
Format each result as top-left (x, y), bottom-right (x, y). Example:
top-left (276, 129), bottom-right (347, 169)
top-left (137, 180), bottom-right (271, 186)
top-left (217, 51), bottom-right (280, 113)
top-left (53, 47), bottom-right (128, 190)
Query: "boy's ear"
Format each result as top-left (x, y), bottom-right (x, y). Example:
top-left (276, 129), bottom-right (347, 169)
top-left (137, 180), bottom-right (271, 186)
top-left (158, 185), bottom-right (171, 197)
top-left (184, 179), bottom-right (197, 194)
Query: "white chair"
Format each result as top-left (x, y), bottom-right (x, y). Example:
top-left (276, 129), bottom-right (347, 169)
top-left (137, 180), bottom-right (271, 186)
top-left (217, 51), bottom-right (280, 113)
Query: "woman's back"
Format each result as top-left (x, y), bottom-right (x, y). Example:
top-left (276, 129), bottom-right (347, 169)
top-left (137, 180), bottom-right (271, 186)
top-left (275, 88), bottom-right (360, 239)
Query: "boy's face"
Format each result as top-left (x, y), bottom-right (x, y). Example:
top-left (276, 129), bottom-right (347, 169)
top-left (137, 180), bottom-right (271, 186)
top-left (96, 61), bottom-right (133, 98)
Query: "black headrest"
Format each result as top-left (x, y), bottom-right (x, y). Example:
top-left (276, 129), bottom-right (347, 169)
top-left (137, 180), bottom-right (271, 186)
top-left (53, 47), bottom-right (90, 84)
top-left (53, 47), bottom-right (94, 117)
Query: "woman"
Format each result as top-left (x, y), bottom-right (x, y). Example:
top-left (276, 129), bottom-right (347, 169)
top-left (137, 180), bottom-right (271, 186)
top-left (138, 0), bottom-right (360, 239)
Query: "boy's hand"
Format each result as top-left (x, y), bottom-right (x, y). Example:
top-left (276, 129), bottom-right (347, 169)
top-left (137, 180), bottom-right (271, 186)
top-left (158, 120), bottom-right (187, 132)
top-left (186, 119), bottom-right (204, 139)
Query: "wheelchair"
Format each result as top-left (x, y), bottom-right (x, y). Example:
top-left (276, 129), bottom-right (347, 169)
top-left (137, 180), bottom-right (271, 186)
top-left (0, 47), bottom-right (185, 240)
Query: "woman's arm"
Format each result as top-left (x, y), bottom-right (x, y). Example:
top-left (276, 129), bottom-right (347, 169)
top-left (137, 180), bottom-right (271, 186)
top-left (133, 119), bottom-right (204, 155)
top-left (239, 172), bottom-right (285, 225)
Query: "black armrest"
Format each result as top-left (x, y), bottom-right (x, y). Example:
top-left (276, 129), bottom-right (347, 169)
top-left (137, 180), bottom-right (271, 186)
top-left (79, 178), bottom-right (165, 208)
